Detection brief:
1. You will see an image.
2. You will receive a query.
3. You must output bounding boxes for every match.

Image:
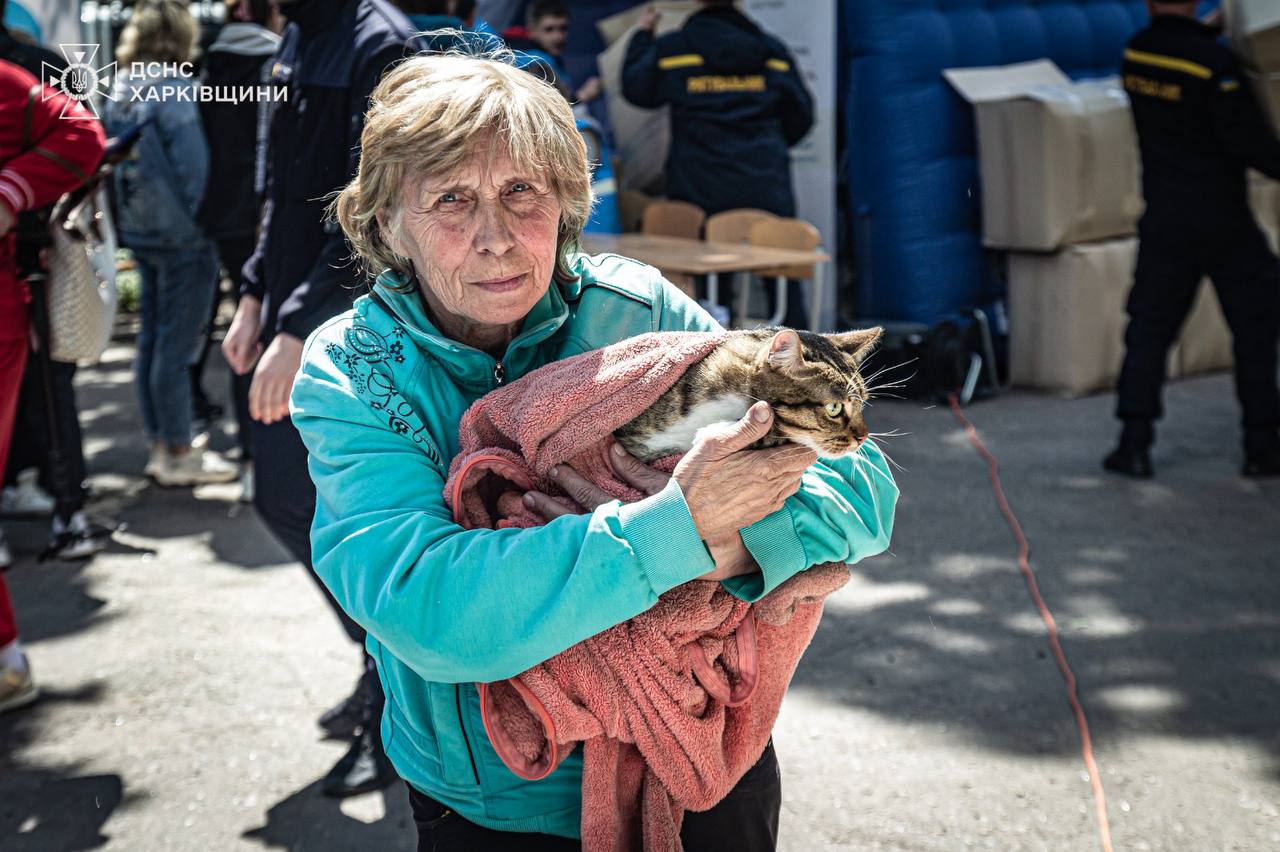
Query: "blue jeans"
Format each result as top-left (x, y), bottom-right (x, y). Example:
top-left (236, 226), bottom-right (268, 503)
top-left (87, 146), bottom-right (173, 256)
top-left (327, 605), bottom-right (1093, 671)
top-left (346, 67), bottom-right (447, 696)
top-left (133, 245), bottom-right (219, 447)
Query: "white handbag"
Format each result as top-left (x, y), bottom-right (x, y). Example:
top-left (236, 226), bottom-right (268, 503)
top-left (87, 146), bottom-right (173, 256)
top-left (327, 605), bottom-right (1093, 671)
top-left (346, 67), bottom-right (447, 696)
top-left (45, 187), bottom-right (118, 364)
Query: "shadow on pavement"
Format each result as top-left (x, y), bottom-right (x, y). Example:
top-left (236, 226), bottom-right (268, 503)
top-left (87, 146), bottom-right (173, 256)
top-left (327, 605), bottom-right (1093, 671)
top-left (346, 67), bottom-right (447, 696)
top-left (0, 770), bottom-right (127, 851)
top-left (243, 780), bottom-right (415, 851)
top-left (0, 683), bottom-right (128, 851)
top-left (789, 391), bottom-right (1280, 775)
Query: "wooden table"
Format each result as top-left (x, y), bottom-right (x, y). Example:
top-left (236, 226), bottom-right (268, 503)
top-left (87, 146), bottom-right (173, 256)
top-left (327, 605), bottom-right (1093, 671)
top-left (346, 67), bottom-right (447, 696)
top-left (580, 233), bottom-right (831, 330)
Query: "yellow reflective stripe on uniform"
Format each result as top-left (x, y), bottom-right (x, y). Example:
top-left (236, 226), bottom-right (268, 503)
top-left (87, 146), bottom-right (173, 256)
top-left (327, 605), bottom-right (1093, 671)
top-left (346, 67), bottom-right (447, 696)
top-left (765, 58), bottom-right (790, 72)
top-left (1220, 79), bottom-right (1241, 92)
top-left (1123, 49), bottom-right (1213, 80)
top-left (658, 54), bottom-right (704, 70)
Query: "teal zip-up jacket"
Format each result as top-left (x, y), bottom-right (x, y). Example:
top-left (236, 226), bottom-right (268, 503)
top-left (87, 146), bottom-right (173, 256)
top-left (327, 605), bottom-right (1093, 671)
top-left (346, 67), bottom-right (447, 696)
top-left (291, 252), bottom-right (898, 838)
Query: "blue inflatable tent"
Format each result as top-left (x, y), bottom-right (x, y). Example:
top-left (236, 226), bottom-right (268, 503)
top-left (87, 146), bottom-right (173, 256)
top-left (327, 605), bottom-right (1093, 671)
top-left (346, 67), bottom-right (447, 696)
top-left (844, 0), bottom-right (1150, 324)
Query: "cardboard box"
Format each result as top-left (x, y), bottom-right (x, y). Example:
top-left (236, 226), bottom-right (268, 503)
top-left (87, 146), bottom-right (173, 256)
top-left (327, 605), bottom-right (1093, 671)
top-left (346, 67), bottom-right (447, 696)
top-left (1245, 69), bottom-right (1280, 138)
top-left (945, 61), bottom-right (1143, 251)
top-left (1226, 0), bottom-right (1280, 72)
top-left (1249, 169), bottom-right (1280, 253)
top-left (1009, 238), bottom-right (1185, 395)
top-left (596, 2), bottom-right (700, 194)
top-left (1010, 239), bottom-right (1128, 394)
top-left (1180, 284), bottom-right (1234, 375)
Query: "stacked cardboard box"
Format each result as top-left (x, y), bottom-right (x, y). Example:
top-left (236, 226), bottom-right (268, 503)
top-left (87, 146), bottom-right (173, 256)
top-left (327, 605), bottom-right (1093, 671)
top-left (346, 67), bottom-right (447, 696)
top-left (944, 61), bottom-right (1143, 251)
top-left (1226, 0), bottom-right (1280, 135)
top-left (947, 61), bottom-right (1147, 394)
top-left (1007, 240), bottom-right (1183, 395)
top-left (950, 60), bottom-right (1280, 395)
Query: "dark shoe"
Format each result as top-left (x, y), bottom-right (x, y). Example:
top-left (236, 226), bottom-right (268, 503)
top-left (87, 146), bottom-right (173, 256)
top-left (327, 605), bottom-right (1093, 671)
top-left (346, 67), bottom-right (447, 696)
top-left (1104, 445), bottom-right (1153, 478)
top-left (1243, 445), bottom-right (1280, 477)
top-left (321, 725), bottom-right (396, 798)
top-left (318, 676), bottom-right (370, 740)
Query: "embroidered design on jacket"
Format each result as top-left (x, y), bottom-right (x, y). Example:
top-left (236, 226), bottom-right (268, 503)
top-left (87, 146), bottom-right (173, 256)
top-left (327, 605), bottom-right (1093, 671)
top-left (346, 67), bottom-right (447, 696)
top-left (325, 323), bottom-right (443, 468)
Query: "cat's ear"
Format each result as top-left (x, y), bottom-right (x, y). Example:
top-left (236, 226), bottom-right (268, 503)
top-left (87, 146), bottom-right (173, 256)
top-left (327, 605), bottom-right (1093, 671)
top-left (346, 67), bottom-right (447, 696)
top-left (767, 329), bottom-right (804, 368)
top-left (831, 327), bottom-right (883, 364)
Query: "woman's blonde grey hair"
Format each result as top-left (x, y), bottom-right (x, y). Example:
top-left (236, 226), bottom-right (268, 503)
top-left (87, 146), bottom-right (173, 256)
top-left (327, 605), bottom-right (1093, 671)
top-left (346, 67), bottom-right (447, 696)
top-left (115, 0), bottom-right (199, 67)
top-left (332, 41), bottom-right (594, 286)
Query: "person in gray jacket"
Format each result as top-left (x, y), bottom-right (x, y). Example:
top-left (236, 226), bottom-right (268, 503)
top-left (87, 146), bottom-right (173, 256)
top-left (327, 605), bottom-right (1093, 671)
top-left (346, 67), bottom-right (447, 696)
top-left (105, 0), bottom-right (239, 488)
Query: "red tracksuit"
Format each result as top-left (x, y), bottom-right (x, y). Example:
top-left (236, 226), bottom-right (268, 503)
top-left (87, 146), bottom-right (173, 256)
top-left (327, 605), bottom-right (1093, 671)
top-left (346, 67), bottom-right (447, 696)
top-left (0, 60), bottom-right (105, 647)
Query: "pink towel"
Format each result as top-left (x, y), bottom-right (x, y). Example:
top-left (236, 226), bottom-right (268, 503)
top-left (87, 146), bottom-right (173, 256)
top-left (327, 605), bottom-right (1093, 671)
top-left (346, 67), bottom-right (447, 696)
top-left (443, 332), bottom-right (850, 851)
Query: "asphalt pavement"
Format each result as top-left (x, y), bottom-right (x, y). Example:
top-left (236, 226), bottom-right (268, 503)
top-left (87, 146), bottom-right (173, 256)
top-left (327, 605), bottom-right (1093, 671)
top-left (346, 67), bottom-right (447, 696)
top-left (1, 337), bottom-right (1277, 851)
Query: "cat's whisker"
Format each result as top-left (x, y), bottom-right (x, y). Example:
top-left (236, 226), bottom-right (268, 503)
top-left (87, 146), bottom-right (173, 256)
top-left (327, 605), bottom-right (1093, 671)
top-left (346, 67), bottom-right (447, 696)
top-left (859, 358), bottom-right (918, 387)
top-left (865, 375), bottom-right (915, 393)
top-left (864, 437), bottom-right (909, 474)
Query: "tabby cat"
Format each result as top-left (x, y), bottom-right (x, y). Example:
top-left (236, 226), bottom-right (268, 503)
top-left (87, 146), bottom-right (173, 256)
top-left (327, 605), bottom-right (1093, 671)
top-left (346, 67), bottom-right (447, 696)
top-left (614, 327), bottom-right (883, 462)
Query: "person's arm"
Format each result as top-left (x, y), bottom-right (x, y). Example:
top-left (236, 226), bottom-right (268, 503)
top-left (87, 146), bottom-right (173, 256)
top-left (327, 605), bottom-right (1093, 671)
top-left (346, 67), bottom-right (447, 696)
top-left (239, 196), bottom-right (270, 302)
top-left (770, 46), bottom-right (814, 147)
top-left (651, 273), bottom-right (898, 601)
top-left (273, 45), bottom-right (406, 339)
top-left (620, 28), bottom-right (666, 109)
top-left (0, 74), bottom-right (106, 224)
top-left (1210, 61), bottom-right (1280, 180)
top-left (156, 88), bottom-right (209, 216)
top-left (292, 339), bottom-right (717, 685)
top-left (726, 441), bottom-right (896, 601)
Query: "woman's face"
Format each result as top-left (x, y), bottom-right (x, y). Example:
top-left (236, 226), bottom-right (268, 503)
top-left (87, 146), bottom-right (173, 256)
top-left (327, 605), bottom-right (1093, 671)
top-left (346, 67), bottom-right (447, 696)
top-left (389, 142), bottom-right (562, 344)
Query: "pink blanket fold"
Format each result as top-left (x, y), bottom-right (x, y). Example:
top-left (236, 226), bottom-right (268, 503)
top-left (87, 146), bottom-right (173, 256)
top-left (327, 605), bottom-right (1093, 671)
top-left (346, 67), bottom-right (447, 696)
top-left (442, 331), bottom-right (850, 852)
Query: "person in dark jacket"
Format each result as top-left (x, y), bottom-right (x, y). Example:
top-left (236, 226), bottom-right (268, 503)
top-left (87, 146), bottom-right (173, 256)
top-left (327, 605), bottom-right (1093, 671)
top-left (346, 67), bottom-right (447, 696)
top-left (193, 0), bottom-right (282, 499)
top-left (621, 0), bottom-right (813, 220)
top-left (621, 0), bottom-right (814, 325)
top-left (1105, 0), bottom-right (1280, 478)
top-left (220, 0), bottom-right (420, 797)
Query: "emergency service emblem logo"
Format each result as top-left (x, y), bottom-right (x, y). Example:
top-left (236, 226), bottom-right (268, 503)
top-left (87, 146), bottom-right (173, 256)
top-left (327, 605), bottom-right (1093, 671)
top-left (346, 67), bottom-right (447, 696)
top-left (42, 44), bottom-right (117, 118)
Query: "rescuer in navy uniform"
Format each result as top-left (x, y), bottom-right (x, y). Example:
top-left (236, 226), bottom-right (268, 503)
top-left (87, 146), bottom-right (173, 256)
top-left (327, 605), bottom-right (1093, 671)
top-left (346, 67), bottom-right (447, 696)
top-left (1106, 0), bottom-right (1280, 478)
top-left (221, 0), bottom-right (420, 796)
top-left (621, 0), bottom-right (813, 326)
top-left (620, 0), bottom-right (812, 220)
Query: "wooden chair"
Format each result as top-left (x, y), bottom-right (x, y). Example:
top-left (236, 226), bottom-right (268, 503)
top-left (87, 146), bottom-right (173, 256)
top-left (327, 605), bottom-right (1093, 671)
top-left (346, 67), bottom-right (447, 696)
top-left (641, 199), bottom-right (706, 238)
top-left (641, 200), bottom-right (706, 297)
top-left (704, 208), bottom-right (777, 244)
top-left (747, 218), bottom-right (823, 330)
top-left (705, 209), bottom-right (779, 322)
top-left (616, 189), bottom-right (653, 234)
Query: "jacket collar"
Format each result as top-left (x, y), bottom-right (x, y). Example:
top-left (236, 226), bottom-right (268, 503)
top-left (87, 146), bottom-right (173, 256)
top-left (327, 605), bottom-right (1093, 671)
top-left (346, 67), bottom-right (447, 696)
top-left (1150, 14), bottom-right (1216, 38)
top-left (371, 269), bottom-right (569, 387)
top-left (281, 0), bottom-right (355, 34)
top-left (208, 22), bottom-right (282, 56)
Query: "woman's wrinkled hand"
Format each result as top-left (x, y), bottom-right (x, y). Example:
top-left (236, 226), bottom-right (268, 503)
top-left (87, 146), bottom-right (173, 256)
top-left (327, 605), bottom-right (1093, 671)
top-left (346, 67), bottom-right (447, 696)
top-left (674, 401), bottom-right (816, 542)
top-left (521, 443), bottom-right (670, 521)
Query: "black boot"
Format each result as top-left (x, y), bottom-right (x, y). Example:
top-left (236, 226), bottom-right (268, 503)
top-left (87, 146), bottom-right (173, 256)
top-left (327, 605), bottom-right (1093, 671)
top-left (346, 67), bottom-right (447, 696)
top-left (1243, 430), bottom-right (1280, 478)
top-left (1104, 420), bottom-right (1154, 478)
top-left (321, 723), bottom-right (397, 798)
top-left (317, 673), bottom-right (371, 740)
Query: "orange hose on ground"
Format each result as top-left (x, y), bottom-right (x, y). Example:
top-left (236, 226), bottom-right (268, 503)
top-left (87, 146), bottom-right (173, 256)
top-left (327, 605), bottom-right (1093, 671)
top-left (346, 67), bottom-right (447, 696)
top-left (947, 393), bottom-right (1114, 852)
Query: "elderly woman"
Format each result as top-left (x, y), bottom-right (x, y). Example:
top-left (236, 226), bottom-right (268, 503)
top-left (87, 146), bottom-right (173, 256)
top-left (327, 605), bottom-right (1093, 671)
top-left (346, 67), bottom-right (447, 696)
top-left (292, 51), bottom-right (897, 851)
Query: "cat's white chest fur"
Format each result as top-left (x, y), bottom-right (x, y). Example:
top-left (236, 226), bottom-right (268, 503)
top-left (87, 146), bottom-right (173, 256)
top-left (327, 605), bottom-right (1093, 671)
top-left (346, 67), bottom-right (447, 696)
top-left (633, 393), bottom-right (753, 458)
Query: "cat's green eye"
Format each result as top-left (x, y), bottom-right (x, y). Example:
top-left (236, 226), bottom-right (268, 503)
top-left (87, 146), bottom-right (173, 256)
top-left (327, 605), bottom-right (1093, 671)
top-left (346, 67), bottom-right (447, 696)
top-left (824, 402), bottom-right (843, 418)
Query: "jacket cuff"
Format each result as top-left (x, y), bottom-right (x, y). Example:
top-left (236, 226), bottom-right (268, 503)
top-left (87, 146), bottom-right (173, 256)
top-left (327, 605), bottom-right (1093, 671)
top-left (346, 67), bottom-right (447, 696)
top-left (617, 477), bottom-right (714, 595)
top-left (727, 506), bottom-right (809, 602)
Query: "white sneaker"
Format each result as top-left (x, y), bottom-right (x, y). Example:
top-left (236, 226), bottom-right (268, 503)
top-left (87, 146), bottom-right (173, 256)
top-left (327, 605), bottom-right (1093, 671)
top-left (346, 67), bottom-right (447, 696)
top-left (143, 444), bottom-right (166, 479)
top-left (153, 448), bottom-right (239, 487)
top-left (0, 530), bottom-right (11, 570)
top-left (238, 464), bottom-right (255, 504)
top-left (1, 468), bottom-right (55, 517)
top-left (0, 654), bottom-right (38, 715)
top-left (49, 511), bottom-right (109, 560)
